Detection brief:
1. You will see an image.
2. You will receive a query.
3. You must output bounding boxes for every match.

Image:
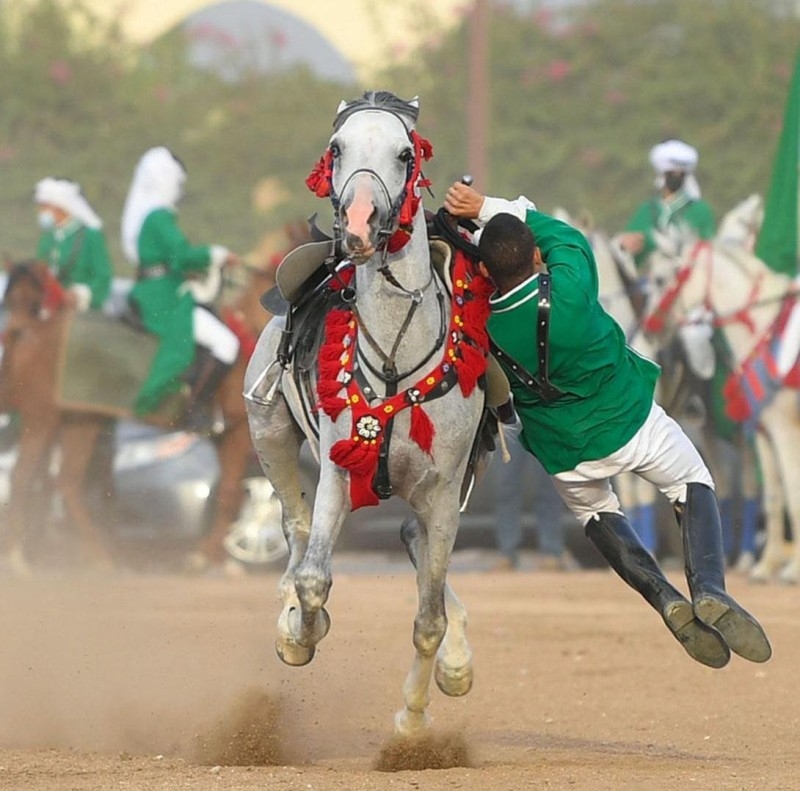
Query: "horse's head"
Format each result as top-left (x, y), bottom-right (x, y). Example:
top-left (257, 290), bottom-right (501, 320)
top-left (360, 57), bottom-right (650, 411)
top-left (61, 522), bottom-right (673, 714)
top-left (2, 259), bottom-right (66, 323)
top-left (307, 91), bottom-right (433, 262)
top-left (716, 193), bottom-right (764, 251)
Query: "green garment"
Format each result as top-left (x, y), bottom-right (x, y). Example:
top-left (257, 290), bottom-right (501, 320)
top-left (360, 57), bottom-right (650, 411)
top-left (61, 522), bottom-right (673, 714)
top-left (488, 210), bottom-right (660, 475)
top-left (128, 208), bottom-right (214, 415)
top-left (624, 192), bottom-right (716, 270)
top-left (35, 219), bottom-right (112, 309)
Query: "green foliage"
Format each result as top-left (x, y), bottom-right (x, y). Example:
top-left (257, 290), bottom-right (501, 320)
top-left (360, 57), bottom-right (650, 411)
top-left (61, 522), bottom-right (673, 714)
top-left (378, 0), bottom-right (800, 230)
top-left (1, 0), bottom-right (798, 272)
top-left (0, 0), bottom-right (354, 271)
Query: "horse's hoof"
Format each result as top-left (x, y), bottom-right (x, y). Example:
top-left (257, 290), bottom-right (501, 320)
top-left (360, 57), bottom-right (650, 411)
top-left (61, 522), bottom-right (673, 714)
top-left (275, 637), bottom-right (316, 667)
top-left (778, 562), bottom-right (799, 585)
top-left (393, 708), bottom-right (431, 738)
top-left (435, 660), bottom-right (473, 697)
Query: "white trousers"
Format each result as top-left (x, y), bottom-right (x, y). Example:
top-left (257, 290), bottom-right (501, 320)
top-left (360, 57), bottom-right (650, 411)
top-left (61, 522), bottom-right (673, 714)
top-left (552, 401), bottom-right (713, 526)
top-left (192, 306), bottom-right (239, 365)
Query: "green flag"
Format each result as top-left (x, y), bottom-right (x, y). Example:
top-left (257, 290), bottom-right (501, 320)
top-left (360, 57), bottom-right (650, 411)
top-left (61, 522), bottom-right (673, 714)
top-left (756, 47), bottom-right (800, 276)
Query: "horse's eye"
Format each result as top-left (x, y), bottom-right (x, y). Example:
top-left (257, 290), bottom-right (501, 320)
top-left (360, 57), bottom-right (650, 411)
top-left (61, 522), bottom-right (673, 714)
top-left (399, 148), bottom-right (413, 164)
top-left (329, 142), bottom-right (341, 159)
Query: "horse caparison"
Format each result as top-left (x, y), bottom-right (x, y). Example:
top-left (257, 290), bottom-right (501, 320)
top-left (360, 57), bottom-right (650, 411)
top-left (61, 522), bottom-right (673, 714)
top-left (244, 91), bottom-right (494, 736)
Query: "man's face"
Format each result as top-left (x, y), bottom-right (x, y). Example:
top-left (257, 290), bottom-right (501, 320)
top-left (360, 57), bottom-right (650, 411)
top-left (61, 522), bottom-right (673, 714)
top-left (663, 170), bottom-right (686, 193)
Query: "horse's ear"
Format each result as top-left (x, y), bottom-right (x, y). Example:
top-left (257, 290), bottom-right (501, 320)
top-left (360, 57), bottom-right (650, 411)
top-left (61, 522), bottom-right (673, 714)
top-left (408, 96), bottom-right (420, 110)
top-left (336, 100), bottom-right (349, 115)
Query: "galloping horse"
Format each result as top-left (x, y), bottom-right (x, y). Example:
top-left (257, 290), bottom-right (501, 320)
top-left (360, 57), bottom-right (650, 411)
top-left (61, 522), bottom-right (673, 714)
top-left (641, 237), bottom-right (800, 583)
top-left (0, 259), bottom-right (253, 574)
top-left (244, 92), bottom-right (494, 735)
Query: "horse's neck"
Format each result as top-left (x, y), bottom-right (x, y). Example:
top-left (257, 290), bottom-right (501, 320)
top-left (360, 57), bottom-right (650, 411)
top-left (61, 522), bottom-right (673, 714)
top-left (705, 246), bottom-right (790, 361)
top-left (353, 213), bottom-right (443, 381)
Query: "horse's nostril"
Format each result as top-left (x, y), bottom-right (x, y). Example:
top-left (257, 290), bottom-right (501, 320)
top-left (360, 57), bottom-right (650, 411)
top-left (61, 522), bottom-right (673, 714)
top-left (346, 233), bottom-right (365, 250)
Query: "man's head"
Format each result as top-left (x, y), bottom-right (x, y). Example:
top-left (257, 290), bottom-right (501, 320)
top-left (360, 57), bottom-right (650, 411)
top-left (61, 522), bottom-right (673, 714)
top-left (478, 212), bottom-right (541, 293)
top-left (33, 177), bottom-right (102, 230)
top-left (649, 139), bottom-right (701, 199)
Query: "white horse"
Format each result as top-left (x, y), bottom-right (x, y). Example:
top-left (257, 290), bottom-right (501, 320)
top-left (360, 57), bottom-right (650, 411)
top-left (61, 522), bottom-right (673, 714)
top-left (244, 92), bottom-right (493, 736)
top-left (642, 237), bottom-right (800, 583)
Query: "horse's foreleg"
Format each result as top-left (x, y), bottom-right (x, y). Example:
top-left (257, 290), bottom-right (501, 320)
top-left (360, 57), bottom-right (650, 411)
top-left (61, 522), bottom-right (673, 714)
top-left (57, 417), bottom-right (114, 566)
top-left (245, 391), bottom-right (319, 665)
top-left (762, 406), bottom-right (800, 584)
top-left (400, 517), bottom-right (473, 699)
top-left (750, 429), bottom-right (786, 583)
top-left (287, 466), bottom-right (348, 659)
top-left (5, 413), bottom-right (59, 571)
top-left (394, 501), bottom-right (460, 736)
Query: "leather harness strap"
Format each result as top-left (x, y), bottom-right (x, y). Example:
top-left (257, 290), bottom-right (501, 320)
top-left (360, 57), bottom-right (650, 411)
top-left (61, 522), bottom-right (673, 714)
top-left (489, 271), bottom-right (565, 403)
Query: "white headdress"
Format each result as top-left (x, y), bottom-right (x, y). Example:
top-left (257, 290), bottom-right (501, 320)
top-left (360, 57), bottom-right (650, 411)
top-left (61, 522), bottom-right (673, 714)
top-left (121, 146), bottom-right (186, 265)
top-left (34, 177), bottom-right (102, 229)
top-left (649, 139), bottom-right (701, 199)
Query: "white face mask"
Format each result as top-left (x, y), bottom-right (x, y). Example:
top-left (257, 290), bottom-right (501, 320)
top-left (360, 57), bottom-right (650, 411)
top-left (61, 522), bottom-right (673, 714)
top-left (37, 209), bottom-right (56, 230)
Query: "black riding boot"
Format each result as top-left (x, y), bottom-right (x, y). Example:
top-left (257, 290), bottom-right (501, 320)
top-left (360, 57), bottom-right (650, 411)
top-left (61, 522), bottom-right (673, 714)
top-left (183, 356), bottom-right (232, 434)
top-left (678, 482), bottom-right (772, 663)
top-left (586, 512), bottom-right (730, 669)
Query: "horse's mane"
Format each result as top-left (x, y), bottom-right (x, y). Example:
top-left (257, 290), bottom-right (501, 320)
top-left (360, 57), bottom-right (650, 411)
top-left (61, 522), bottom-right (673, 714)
top-left (333, 91), bottom-right (419, 132)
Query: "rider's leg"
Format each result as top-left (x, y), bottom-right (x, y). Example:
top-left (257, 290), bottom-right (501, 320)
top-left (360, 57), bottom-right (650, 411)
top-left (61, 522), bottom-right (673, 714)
top-left (552, 472), bottom-right (729, 669)
top-left (185, 307), bottom-right (240, 431)
top-left (626, 403), bottom-right (771, 664)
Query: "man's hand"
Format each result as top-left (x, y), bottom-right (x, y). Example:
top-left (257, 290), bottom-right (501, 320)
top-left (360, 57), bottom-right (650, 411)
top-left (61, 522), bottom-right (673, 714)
top-left (223, 252), bottom-right (241, 268)
top-left (444, 182), bottom-right (485, 219)
top-left (616, 231), bottom-right (645, 255)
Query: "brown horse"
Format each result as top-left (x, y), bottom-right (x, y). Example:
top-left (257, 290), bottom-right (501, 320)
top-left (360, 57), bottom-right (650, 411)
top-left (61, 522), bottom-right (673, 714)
top-left (0, 259), bottom-right (258, 575)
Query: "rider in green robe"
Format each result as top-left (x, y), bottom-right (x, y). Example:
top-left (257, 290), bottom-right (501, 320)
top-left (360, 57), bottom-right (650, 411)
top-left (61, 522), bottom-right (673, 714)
top-left (121, 147), bottom-right (239, 418)
top-left (34, 178), bottom-right (112, 311)
top-left (617, 139), bottom-right (716, 270)
top-left (444, 180), bottom-right (770, 671)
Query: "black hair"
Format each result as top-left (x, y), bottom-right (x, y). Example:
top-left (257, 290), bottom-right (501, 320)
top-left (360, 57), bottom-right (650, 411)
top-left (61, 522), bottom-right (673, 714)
top-left (478, 213), bottom-right (536, 292)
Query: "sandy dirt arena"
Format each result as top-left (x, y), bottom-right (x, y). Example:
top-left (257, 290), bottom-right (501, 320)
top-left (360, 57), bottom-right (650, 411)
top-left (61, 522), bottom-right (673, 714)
top-left (0, 553), bottom-right (797, 791)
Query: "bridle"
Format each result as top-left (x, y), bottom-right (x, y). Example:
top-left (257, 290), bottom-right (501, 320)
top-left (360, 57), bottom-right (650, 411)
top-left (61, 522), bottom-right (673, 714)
top-left (305, 106), bottom-right (443, 389)
top-left (643, 240), bottom-right (791, 338)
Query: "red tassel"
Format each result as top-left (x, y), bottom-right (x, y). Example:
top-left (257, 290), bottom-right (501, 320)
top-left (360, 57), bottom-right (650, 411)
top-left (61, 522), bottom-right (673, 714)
top-left (330, 438), bottom-right (381, 478)
top-left (455, 343), bottom-right (488, 396)
top-left (409, 405), bottom-right (435, 455)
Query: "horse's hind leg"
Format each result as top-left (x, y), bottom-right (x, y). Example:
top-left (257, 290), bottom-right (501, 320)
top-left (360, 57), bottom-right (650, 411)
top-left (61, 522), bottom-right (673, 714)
top-left (750, 428), bottom-right (786, 582)
top-left (401, 516), bottom-right (474, 698)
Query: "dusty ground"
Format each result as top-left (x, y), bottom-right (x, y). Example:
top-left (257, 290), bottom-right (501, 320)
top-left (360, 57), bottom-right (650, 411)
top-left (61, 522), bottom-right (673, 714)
top-left (0, 551), bottom-right (796, 791)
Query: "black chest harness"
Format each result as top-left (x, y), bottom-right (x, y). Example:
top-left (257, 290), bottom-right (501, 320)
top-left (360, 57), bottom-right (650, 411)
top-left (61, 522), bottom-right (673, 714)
top-left (488, 271), bottom-right (565, 403)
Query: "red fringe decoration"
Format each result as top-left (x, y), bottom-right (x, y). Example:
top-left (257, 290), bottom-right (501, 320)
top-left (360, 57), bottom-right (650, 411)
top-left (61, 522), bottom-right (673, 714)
top-left (455, 342), bottom-right (488, 396)
top-left (409, 405), bottom-right (435, 456)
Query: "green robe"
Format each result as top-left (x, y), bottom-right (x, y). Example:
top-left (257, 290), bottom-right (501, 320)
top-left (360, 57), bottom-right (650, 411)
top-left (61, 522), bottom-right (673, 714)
top-left (35, 219), bottom-right (112, 309)
top-left (128, 208), bottom-right (215, 415)
top-left (624, 191), bottom-right (715, 270)
top-left (488, 210), bottom-right (660, 475)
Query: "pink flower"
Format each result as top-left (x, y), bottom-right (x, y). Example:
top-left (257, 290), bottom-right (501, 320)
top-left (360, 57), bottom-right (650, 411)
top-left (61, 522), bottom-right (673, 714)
top-left (48, 60), bottom-right (72, 85)
top-left (580, 148), bottom-right (604, 168)
top-left (547, 60), bottom-right (571, 82)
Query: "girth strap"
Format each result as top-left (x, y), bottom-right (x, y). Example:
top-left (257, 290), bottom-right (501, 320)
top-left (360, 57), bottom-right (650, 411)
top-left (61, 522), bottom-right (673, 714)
top-left (489, 271), bottom-right (564, 403)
